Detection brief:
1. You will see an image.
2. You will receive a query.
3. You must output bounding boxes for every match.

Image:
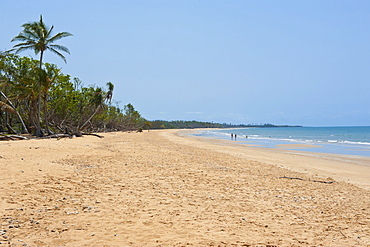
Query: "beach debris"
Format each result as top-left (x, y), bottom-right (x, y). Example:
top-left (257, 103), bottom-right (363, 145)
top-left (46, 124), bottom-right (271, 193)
top-left (38, 133), bottom-right (73, 139)
top-left (82, 206), bottom-right (97, 212)
top-left (42, 132), bottom-right (104, 139)
top-left (0, 131), bottom-right (103, 141)
top-left (81, 132), bottom-right (104, 138)
top-left (0, 134), bottom-right (28, 141)
top-left (279, 176), bottom-right (334, 184)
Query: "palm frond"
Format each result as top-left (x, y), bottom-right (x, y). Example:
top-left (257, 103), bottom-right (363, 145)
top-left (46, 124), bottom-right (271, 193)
top-left (0, 101), bottom-right (16, 114)
top-left (106, 82), bottom-right (114, 91)
top-left (12, 45), bottom-right (38, 55)
top-left (46, 25), bottom-right (54, 38)
top-left (22, 25), bottom-right (42, 40)
top-left (12, 41), bottom-right (36, 48)
top-left (48, 47), bottom-right (67, 63)
top-left (11, 34), bottom-right (32, 42)
top-left (48, 32), bottom-right (73, 43)
top-left (38, 15), bottom-right (49, 32)
top-left (49, 44), bottom-right (70, 54)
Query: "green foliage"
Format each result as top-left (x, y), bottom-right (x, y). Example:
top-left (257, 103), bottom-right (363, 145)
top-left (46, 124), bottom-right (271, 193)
top-left (143, 121), bottom-right (152, 131)
top-left (123, 103), bottom-right (142, 130)
top-left (0, 53), bottom-right (147, 134)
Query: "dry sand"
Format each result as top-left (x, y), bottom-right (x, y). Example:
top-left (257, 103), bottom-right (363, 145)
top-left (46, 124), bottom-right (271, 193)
top-left (1, 130), bottom-right (370, 246)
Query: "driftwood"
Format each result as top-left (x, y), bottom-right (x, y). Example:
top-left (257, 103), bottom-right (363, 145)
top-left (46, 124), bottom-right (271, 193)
top-left (279, 176), bottom-right (334, 184)
top-left (0, 131), bottom-right (104, 141)
top-left (81, 132), bottom-right (104, 138)
top-left (0, 134), bottom-right (28, 141)
top-left (0, 135), bottom-right (15, 141)
top-left (37, 132), bottom-right (104, 139)
top-left (37, 133), bottom-right (73, 139)
top-left (50, 133), bottom-right (72, 139)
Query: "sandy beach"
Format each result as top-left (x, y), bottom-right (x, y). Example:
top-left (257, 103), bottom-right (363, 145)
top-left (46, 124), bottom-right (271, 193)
top-left (1, 130), bottom-right (370, 246)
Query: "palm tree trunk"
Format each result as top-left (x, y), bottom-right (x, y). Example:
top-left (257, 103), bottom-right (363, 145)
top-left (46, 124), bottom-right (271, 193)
top-left (35, 51), bottom-right (44, 137)
top-left (79, 105), bottom-right (101, 132)
top-left (29, 99), bottom-right (37, 130)
top-left (43, 92), bottom-right (53, 135)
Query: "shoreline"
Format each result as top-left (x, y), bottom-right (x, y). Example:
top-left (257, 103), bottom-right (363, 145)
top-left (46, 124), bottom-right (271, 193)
top-left (172, 129), bottom-right (370, 190)
top-left (1, 130), bottom-right (370, 246)
top-left (186, 127), bottom-right (370, 157)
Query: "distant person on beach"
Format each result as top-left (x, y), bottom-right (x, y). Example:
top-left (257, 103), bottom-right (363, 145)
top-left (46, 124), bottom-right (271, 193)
top-left (231, 133), bottom-right (234, 140)
top-left (235, 134), bottom-right (237, 140)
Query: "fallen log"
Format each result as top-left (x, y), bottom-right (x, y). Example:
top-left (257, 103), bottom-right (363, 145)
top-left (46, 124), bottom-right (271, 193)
top-left (0, 134), bottom-right (28, 141)
top-left (0, 132), bottom-right (104, 141)
top-left (49, 133), bottom-right (73, 139)
top-left (81, 132), bottom-right (104, 138)
top-left (0, 135), bottom-right (15, 140)
top-left (38, 132), bottom-right (104, 139)
top-left (38, 133), bottom-right (72, 139)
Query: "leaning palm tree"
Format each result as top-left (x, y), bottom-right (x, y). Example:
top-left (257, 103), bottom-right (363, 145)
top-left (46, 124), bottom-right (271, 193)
top-left (106, 82), bottom-right (114, 104)
top-left (78, 87), bottom-right (105, 132)
top-left (9, 15), bottom-right (72, 136)
top-left (0, 91), bottom-right (28, 134)
top-left (79, 82), bottom-right (115, 132)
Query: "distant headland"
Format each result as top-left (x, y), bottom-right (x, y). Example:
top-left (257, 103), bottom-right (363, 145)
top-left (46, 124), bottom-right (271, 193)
top-left (150, 120), bottom-right (302, 129)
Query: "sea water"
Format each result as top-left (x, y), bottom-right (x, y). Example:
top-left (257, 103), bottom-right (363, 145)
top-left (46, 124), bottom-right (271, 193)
top-left (192, 126), bottom-right (370, 157)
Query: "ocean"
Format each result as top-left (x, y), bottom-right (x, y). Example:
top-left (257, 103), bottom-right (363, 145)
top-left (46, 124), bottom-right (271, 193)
top-left (191, 126), bottom-right (370, 157)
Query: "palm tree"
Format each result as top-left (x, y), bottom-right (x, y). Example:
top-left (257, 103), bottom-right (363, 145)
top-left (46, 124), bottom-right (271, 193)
top-left (106, 82), bottom-right (114, 104)
top-left (9, 15), bottom-right (72, 136)
top-left (79, 82), bottom-right (114, 132)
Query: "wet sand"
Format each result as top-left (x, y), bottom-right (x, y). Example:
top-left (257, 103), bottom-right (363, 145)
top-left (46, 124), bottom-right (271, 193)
top-left (1, 130), bottom-right (370, 246)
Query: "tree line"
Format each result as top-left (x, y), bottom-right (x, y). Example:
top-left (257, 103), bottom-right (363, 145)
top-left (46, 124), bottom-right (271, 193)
top-left (150, 120), bottom-right (301, 129)
top-left (0, 15), bottom-right (146, 137)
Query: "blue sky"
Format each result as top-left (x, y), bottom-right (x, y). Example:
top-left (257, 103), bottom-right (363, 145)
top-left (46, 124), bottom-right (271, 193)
top-left (1, 1), bottom-right (370, 126)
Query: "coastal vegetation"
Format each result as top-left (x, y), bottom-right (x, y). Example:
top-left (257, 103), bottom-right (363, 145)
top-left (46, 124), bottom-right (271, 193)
top-left (1, 16), bottom-right (147, 137)
top-left (0, 52), bottom-right (147, 136)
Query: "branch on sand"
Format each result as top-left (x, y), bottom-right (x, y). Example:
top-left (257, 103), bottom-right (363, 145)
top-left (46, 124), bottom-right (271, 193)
top-left (0, 132), bottom-right (104, 141)
top-left (81, 132), bottom-right (104, 138)
top-left (279, 176), bottom-right (334, 184)
top-left (38, 132), bottom-right (104, 139)
top-left (0, 134), bottom-right (28, 141)
top-left (38, 133), bottom-right (73, 139)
